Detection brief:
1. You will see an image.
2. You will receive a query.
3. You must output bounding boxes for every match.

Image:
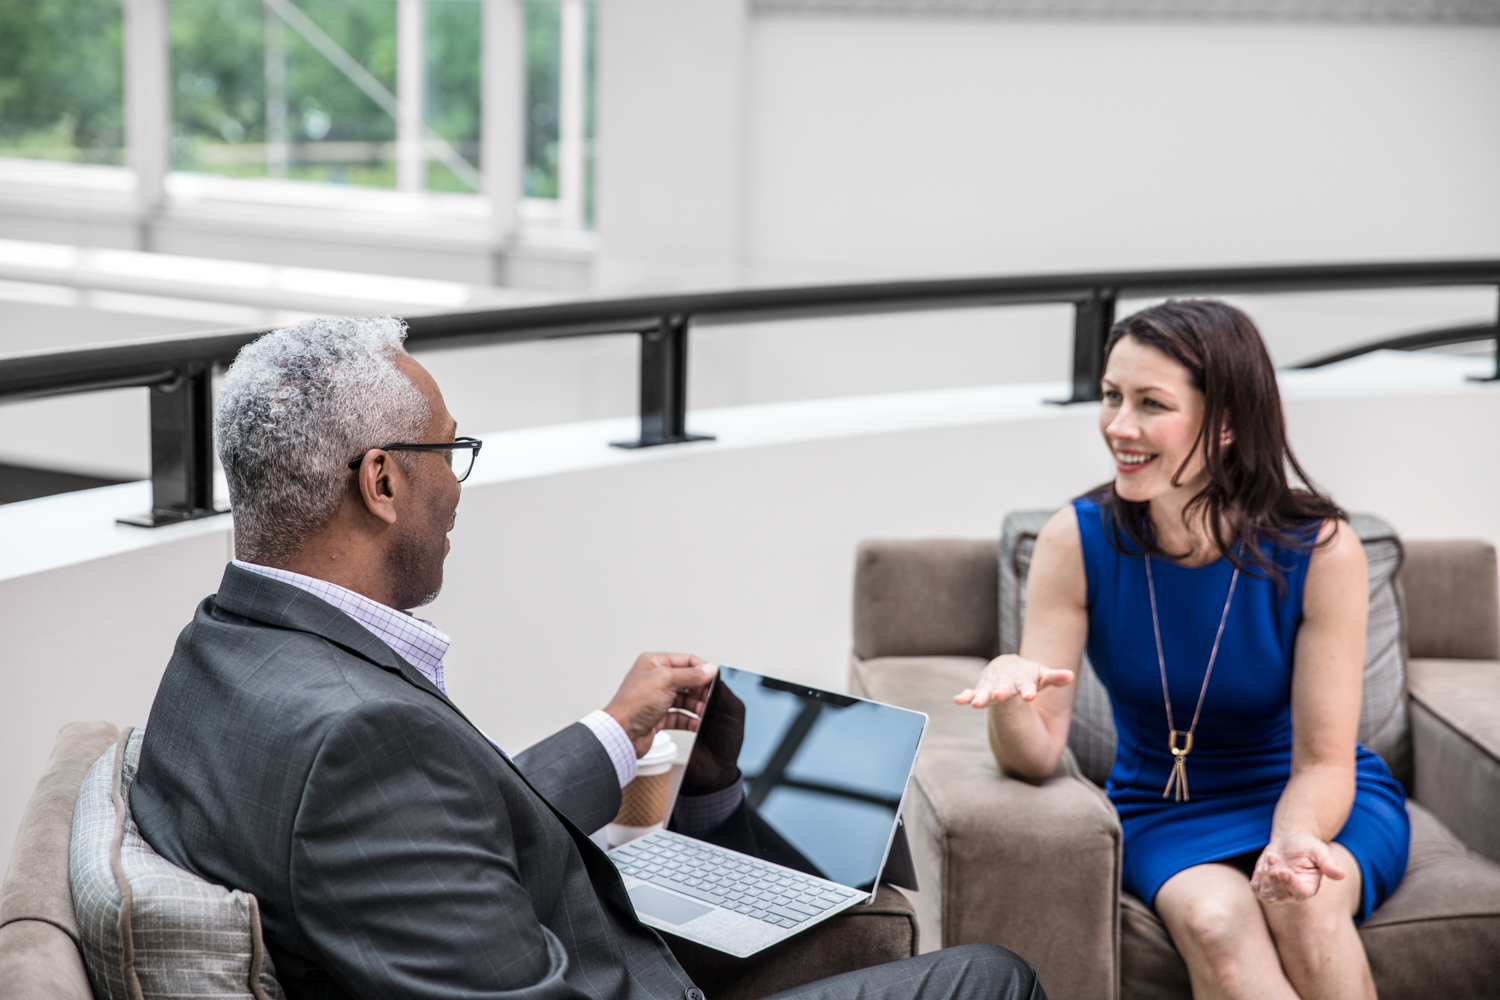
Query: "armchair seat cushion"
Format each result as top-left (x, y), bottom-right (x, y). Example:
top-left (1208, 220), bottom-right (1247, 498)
top-left (1117, 803), bottom-right (1500, 1000)
top-left (848, 655), bottom-right (989, 748)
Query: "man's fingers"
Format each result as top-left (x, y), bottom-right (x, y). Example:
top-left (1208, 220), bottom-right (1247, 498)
top-left (668, 660), bottom-right (715, 681)
top-left (1040, 669), bottom-right (1076, 689)
top-left (655, 652), bottom-right (707, 668)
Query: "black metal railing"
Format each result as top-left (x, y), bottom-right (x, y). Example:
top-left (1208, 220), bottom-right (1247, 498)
top-left (2, 260), bottom-right (1497, 526)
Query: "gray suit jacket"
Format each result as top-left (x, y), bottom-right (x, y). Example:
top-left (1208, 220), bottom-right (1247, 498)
top-left (131, 564), bottom-right (698, 1000)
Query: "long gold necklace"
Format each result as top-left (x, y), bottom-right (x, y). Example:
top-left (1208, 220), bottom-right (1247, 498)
top-left (1144, 555), bottom-right (1239, 803)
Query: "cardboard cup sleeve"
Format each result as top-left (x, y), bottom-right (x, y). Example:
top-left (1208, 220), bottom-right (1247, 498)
top-left (613, 770), bottom-right (672, 828)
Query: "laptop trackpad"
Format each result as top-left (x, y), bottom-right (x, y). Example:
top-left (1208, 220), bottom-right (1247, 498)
top-left (629, 885), bottom-right (713, 925)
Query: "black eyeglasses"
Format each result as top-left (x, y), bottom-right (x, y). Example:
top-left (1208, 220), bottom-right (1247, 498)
top-left (347, 436), bottom-right (483, 483)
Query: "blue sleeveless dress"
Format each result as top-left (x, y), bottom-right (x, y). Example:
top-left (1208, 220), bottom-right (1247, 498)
top-left (1072, 496), bottom-right (1409, 922)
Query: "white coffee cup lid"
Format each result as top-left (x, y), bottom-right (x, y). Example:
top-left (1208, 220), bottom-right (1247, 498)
top-left (637, 730), bottom-right (677, 768)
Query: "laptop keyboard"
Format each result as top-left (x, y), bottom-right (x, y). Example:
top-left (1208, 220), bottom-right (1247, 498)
top-left (610, 830), bottom-right (863, 929)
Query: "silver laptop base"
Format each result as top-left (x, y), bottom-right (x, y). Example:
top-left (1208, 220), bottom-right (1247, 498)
top-left (611, 829), bottom-right (866, 958)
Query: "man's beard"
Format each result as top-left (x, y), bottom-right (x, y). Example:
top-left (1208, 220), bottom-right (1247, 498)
top-left (385, 496), bottom-right (448, 610)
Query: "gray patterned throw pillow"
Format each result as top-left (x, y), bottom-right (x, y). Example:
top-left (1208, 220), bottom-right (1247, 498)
top-left (69, 727), bottom-right (285, 1000)
top-left (1000, 510), bottom-right (1409, 788)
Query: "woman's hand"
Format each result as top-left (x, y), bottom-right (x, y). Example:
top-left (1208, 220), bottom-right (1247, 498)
top-left (953, 653), bottom-right (1076, 709)
top-left (1250, 831), bottom-right (1347, 904)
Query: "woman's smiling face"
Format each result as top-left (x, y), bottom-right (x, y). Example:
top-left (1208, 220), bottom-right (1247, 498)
top-left (1099, 335), bottom-right (1210, 505)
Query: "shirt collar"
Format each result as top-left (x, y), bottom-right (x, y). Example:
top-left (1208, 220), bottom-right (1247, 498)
top-left (230, 561), bottom-right (451, 694)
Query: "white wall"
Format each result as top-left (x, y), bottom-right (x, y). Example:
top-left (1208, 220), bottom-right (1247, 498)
top-left (743, 18), bottom-right (1500, 280)
top-left (2, 351), bottom-right (1496, 875)
top-left (0, 524), bottom-right (232, 875)
top-left (595, 10), bottom-right (1500, 286)
top-left (595, 0), bottom-right (749, 290)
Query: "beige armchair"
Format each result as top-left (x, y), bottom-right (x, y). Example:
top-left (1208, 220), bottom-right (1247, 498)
top-left (849, 529), bottom-right (1500, 1000)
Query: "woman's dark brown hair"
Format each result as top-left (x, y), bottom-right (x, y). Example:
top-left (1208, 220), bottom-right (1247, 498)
top-left (1091, 299), bottom-right (1344, 588)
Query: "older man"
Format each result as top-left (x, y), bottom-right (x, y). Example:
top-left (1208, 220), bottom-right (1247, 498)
top-left (131, 318), bottom-right (1043, 1000)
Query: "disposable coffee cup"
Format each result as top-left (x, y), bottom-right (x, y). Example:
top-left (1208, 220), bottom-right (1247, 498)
top-left (606, 731), bottom-right (679, 848)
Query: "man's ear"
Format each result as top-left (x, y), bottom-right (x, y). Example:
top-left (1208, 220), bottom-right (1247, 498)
top-left (355, 449), bottom-right (401, 526)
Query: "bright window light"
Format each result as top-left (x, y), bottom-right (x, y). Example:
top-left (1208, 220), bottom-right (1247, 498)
top-left (0, 0), bottom-right (125, 166)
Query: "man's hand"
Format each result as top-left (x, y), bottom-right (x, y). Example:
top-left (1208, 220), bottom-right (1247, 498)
top-left (605, 653), bottom-right (716, 758)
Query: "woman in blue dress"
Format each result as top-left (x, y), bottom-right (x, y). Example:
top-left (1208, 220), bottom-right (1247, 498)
top-left (954, 300), bottom-right (1408, 1000)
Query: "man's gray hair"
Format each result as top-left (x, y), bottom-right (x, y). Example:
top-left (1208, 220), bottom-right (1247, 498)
top-left (218, 316), bottom-right (430, 564)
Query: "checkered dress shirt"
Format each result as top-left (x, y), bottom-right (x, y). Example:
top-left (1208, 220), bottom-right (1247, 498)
top-left (232, 561), bottom-right (638, 788)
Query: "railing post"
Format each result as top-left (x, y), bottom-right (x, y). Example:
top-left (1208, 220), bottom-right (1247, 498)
top-left (612, 316), bottom-right (714, 449)
top-left (118, 363), bottom-right (223, 526)
top-left (1048, 290), bottom-right (1116, 405)
top-left (1468, 285), bottom-right (1500, 384)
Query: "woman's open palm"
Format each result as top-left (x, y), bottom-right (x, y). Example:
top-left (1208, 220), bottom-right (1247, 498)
top-left (954, 653), bottom-right (1076, 709)
top-left (1251, 831), bottom-right (1347, 904)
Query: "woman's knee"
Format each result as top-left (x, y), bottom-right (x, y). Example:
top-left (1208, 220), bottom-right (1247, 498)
top-left (1261, 847), bottom-right (1364, 961)
top-left (1175, 891), bottom-right (1263, 962)
top-left (1261, 891), bottom-right (1354, 961)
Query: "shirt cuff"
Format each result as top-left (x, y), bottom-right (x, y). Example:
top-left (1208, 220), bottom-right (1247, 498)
top-left (672, 777), bottom-right (745, 834)
top-left (580, 709), bottom-right (638, 789)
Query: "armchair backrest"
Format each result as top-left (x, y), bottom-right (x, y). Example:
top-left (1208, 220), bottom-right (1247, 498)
top-left (1400, 541), bottom-right (1500, 661)
top-left (852, 539), bottom-right (999, 661)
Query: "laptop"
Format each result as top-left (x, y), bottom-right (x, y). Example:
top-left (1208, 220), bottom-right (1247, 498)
top-left (608, 666), bottom-right (928, 957)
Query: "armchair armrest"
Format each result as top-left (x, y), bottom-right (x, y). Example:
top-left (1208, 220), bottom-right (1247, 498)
top-left (1408, 658), bottom-right (1500, 866)
top-left (907, 745), bottom-right (1119, 1000)
top-left (0, 720), bottom-right (121, 1000)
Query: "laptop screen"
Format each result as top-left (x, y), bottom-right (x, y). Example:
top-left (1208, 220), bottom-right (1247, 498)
top-left (668, 666), bottom-right (927, 891)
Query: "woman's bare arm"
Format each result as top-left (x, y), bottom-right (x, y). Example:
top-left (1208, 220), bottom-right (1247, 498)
top-left (955, 505), bottom-right (1090, 781)
top-left (1253, 519), bottom-right (1366, 902)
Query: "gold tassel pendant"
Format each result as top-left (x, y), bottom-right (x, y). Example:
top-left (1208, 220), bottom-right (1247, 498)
top-left (1163, 730), bottom-right (1194, 802)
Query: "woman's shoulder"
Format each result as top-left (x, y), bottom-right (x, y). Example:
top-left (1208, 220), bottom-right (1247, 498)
top-left (1041, 503), bottom-right (1082, 547)
top-left (1258, 516), bottom-right (1345, 562)
top-left (1305, 517), bottom-right (1365, 570)
top-left (1028, 503), bottom-right (1090, 607)
top-left (1299, 518), bottom-right (1367, 621)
